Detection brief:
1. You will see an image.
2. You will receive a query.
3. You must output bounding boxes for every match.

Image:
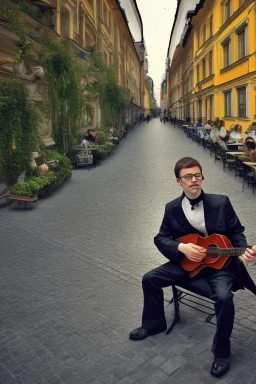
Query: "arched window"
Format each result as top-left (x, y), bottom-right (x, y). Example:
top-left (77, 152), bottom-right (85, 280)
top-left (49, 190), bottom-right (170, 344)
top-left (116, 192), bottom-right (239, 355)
top-left (61, 7), bottom-right (70, 38)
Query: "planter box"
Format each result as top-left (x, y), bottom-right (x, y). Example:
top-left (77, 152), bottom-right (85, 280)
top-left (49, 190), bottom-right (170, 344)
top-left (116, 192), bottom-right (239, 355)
top-left (8, 194), bottom-right (38, 209)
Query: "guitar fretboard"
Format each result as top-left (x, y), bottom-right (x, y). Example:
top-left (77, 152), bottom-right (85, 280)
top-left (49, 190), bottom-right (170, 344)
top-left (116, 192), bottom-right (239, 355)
top-left (207, 247), bottom-right (250, 257)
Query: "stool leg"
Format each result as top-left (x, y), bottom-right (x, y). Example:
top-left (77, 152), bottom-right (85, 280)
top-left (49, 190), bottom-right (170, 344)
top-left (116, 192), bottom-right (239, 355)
top-left (166, 286), bottom-right (181, 335)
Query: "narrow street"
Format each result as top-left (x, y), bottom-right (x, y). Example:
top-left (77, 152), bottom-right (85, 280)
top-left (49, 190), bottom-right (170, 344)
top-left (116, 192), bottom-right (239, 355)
top-left (1, 119), bottom-right (256, 384)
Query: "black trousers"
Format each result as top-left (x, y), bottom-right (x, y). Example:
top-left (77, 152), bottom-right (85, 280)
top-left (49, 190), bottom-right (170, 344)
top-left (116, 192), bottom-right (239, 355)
top-left (142, 261), bottom-right (235, 358)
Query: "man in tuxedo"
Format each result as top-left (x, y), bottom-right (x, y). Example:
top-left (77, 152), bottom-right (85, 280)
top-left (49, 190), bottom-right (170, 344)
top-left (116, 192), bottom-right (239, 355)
top-left (129, 157), bottom-right (256, 378)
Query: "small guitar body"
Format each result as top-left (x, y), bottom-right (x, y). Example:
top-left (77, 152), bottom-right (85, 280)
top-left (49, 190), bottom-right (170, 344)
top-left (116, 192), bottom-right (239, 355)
top-left (178, 233), bottom-right (233, 278)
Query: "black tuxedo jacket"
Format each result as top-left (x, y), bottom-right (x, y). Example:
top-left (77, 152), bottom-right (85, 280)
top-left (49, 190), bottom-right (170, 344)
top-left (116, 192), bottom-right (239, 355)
top-left (154, 193), bottom-right (256, 294)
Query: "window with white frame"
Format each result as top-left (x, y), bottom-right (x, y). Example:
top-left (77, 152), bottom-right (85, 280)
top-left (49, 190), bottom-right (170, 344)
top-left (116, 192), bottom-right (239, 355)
top-left (203, 25), bottom-right (207, 43)
top-left (210, 17), bottom-right (213, 37)
top-left (202, 59), bottom-right (206, 79)
top-left (224, 91), bottom-right (232, 117)
top-left (222, 39), bottom-right (230, 67)
top-left (223, 0), bottom-right (231, 23)
top-left (237, 87), bottom-right (246, 117)
top-left (237, 27), bottom-right (246, 60)
top-left (209, 51), bottom-right (213, 75)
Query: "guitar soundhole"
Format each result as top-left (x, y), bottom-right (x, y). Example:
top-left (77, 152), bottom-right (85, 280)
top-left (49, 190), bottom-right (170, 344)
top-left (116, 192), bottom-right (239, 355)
top-left (208, 244), bottom-right (218, 258)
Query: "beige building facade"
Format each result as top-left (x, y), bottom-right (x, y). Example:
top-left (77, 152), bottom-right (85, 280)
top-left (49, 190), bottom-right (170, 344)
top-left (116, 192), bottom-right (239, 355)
top-left (0, 0), bottom-right (146, 144)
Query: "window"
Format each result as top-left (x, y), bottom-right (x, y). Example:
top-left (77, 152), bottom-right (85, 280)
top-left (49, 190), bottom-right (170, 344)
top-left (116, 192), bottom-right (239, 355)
top-left (198, 100), bottom-right (202, 117)
top-left (202, 59), bottom-right (206, 79)
top-left (197, 64), bottom-right (200, 82)
top-left (60, 7), bottom-right (69, 38)
top-left (88, 0), bottom-right (94, 10)
top-left (238, 29), bottom-right (246, 59)
top-left (210, 17), bottom-right (213, 37)
top-left (209, 96), bottom-right (213, 120)
top-left (203, 25), bottom-right (207, 43)
top-left (224, 91), bottom-right (231, 117)
top-left (237, 87), bottom-right (246, 117)
top-left (102, 3), bottom-right (111, 30)
top-left (103, 3), bottom-right (107, 24)
top-left (223, 0), bottom-right (231, 23)
top-left (223, 40), bottom-right (230, 67)
top-left (209, 51), bottom-right (213, 75)
top-left (239, 0), bottom-right (245, 6)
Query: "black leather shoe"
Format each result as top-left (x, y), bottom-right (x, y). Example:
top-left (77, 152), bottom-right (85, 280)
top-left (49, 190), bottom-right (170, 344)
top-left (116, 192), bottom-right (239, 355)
top-left (129, 323), bottom-right (167, 341)
top-left (210, 357), bottom-right (230, 378)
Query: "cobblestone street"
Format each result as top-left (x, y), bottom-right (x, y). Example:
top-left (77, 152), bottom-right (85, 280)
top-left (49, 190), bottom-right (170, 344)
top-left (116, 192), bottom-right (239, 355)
top-left (1, 119), bottom-right (256, 384)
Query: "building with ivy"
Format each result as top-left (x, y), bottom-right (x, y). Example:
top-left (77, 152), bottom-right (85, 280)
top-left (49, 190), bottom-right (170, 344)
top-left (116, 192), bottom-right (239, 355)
top-left (0, 0), bottom-right (147, 147)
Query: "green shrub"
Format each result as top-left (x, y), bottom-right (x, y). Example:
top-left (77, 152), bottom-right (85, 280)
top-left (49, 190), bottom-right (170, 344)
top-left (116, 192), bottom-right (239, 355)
top-left (10, 180), bottom-right (40, 197)
top-left (9, 151), bottom-right (71, 197)
top-left (0, 79), bottom-right (39, 185)
top-left (97, 142), bottom-right (115, 159)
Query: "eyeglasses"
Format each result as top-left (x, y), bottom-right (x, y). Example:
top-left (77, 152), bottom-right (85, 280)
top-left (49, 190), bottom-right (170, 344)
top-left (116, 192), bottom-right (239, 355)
top-left (179, 173), bottom-right (203, 181)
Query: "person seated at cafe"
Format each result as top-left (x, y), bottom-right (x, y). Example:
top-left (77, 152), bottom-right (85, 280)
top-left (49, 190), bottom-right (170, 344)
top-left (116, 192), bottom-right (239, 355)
top-left (245, 136), bottom-right (255, 144)
top-left (85, 129), bottom-right (97, 143)
top-left (218, 120), bottom-right (227, 139)
top-left (250, 121), bottom-right (256, 132)
top-left (195, 118), bottom-right (203, 128)
top-left (230, 124), bottom-right (242, 140)
top-left (245, 141), bottom-right (256, 162)
top-left (210, 121), bottom-right (220, 142)
top-left (204, 120), bottom-right (212, 131)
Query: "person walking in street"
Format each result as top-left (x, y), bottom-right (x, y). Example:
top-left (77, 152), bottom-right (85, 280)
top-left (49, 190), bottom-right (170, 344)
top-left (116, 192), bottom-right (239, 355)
top-left (146, 115), bottom-right (150, 124)
top-left (129, 157), bottom-right (256, 379)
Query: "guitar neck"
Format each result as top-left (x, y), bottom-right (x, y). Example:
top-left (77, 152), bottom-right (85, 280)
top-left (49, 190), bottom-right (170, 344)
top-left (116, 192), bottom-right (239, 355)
top-left (207, 246), bottom-right (251, 257)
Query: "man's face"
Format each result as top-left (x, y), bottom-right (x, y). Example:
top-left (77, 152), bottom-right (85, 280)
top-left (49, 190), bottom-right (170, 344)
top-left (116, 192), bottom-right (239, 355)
top-left (90, 131), bottom-right (96, 137)
top-left (177, 166), bottom-right (203, 197)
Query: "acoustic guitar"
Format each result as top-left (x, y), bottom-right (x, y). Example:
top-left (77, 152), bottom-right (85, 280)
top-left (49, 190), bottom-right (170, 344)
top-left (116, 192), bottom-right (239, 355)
top-left (177, 233), bottom-right (251, 278)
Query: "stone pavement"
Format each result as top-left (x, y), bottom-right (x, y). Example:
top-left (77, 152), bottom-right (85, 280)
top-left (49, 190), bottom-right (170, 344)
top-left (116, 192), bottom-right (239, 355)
top-left (0, 119), bottom-right (256, 384)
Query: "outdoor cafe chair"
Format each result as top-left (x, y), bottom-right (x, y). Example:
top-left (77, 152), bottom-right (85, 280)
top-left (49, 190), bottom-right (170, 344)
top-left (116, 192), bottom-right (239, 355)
top-left (242, 163), bottom-right (256, 194)
top-left (235, 156), bottom-right (244, 179)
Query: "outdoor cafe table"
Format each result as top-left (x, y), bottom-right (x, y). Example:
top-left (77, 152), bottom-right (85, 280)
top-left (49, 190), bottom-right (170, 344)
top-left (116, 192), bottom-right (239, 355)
top-left (226, 152), bottom-right (245, 156)
top-left (243, 162), bottom-right (256, 166)
top-left (227, 143), bottom-right (244, 150)
top-left (243, 162), bottom-right (256, 174)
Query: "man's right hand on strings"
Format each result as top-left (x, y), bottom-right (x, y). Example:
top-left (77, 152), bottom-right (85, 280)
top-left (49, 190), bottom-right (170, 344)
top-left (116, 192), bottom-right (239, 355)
top-left (178, 243), bottom-right (206, 262)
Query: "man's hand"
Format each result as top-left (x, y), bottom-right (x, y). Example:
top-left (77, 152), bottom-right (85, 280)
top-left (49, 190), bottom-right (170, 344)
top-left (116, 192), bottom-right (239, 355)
top-left (241, 245), bottom-right (256, 263)
top-left (178, 243), bottom-right (206, 262)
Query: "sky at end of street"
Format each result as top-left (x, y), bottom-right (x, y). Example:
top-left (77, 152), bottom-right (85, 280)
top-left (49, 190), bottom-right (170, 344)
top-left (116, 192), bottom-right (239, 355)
top-left (136, 0), bottom-right (176, 106)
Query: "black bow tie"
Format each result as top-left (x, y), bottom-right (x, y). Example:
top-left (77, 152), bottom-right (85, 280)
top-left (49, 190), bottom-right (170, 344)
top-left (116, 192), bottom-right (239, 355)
top-left (185, 192), bottom-right (203, 210)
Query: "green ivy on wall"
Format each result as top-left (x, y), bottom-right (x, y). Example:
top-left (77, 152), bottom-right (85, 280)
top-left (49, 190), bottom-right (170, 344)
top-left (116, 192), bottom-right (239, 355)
top-left (91, 56), bottom-right (129, 128)
top-left (39, 35), bottom-right (87, 153)
top-left (0, 79), bottom-right (40, 186)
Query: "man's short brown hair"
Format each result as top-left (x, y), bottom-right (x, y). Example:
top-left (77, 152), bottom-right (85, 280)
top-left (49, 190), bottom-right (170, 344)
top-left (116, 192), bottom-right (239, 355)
top-left (174, 157), bottom-right (202, 178)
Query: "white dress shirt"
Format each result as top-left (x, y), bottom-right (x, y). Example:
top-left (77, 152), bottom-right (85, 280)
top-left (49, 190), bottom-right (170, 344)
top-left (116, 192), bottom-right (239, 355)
top-left (182, 196), bottom-right (208, 236)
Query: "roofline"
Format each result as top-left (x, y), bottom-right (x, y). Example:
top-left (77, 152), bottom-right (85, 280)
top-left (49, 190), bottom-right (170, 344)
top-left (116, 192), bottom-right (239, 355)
top-left (133, 0), bottom-right (144, 41)
top-left (182, 0), bottom-right (206, 46)
top-left (167, 0), bottom-right (181, 57)
top-left (167, 0), bottom-right (206, 56)
top-left (114, 0), bottom-right (142, 62)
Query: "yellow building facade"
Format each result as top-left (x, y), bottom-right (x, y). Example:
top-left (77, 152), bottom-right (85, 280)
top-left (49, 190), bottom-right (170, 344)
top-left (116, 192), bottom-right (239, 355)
top-left (144, 79), bottom-right (150, 116)
top-left (168, 0), bottom-right (256, 132)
